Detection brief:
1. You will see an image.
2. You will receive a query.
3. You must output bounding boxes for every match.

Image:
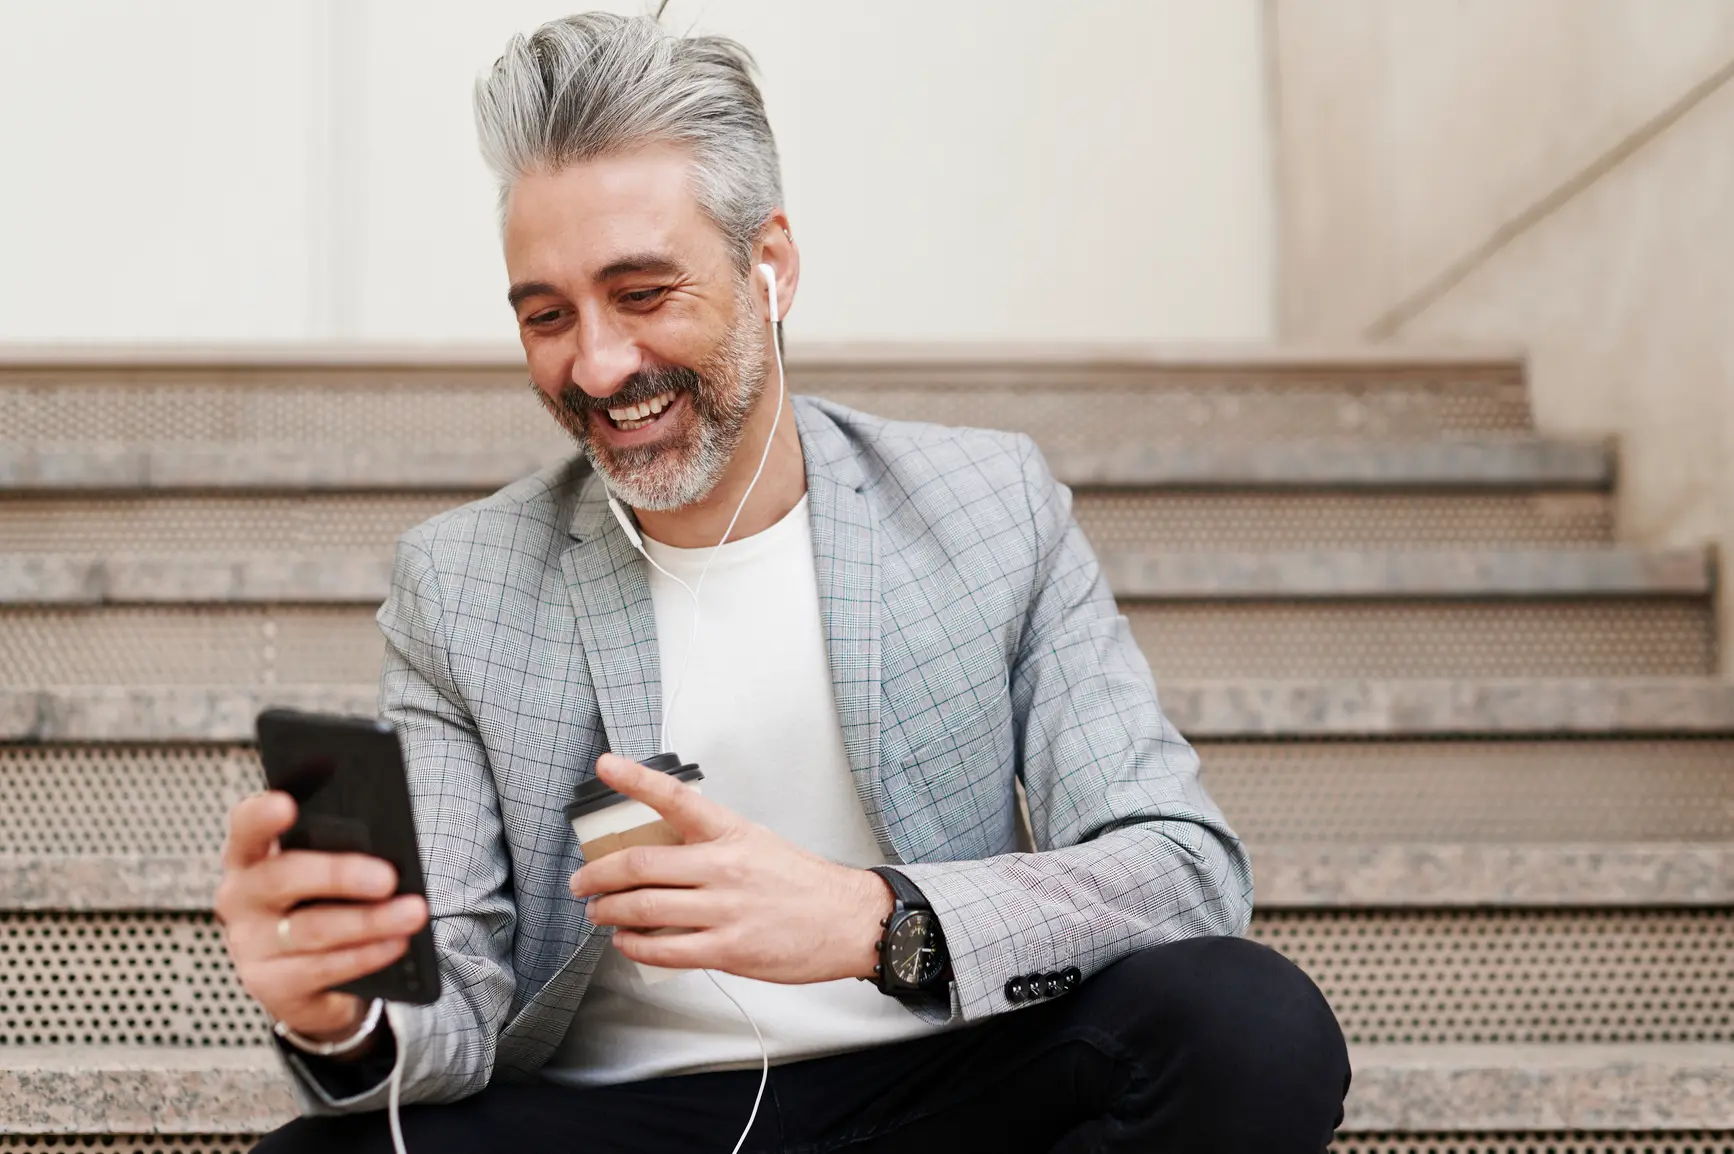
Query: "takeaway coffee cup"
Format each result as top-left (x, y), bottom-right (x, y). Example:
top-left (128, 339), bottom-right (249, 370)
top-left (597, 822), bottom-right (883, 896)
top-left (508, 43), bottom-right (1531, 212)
top-left (565, 752), bottom-right (705, 984)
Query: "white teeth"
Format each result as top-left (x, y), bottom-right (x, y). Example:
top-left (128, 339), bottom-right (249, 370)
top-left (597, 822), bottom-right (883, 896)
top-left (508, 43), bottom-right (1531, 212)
top-left (607, 390), bottom-right (677, 426)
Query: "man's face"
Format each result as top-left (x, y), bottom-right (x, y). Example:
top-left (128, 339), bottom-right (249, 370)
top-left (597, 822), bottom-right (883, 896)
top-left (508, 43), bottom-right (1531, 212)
top-left (504, 144), bottom-right (766, 511)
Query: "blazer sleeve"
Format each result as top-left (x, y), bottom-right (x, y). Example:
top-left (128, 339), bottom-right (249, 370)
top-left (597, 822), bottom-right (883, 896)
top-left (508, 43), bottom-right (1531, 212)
top-left (891, 435), bottom-right (1255, 1023)
top-left (278, 533), bottom-right (519, 1114)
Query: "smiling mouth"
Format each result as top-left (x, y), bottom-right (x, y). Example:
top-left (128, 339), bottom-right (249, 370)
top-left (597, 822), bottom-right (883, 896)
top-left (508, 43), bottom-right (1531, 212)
top-left (603, 389), bottom-right (681, 432)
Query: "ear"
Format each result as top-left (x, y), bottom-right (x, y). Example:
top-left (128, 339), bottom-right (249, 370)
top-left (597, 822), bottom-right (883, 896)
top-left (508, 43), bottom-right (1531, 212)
top-left (753, 210), bottom-right (799, 323)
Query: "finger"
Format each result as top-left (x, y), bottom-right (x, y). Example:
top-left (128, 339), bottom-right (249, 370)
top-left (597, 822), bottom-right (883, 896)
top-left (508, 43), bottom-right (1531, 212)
top-left (612, 927), bottom-right (727, 971)
top-left (596, 753), bottom-right (734, 842)
top-left (588, 887), bottom-right (727, 931)
top-left (571, 841), bottom-right (718, 898)
top-left (227, 850), bottom-right (399, 917)
top-left (244, 937), bottom-right (410, 1005)
top-left (254, 894), bottom-right (427, 958)
top-left (222, 792), bottom-right (297, 871)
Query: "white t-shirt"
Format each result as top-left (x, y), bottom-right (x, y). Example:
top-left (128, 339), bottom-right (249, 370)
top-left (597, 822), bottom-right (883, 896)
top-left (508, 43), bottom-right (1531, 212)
top-left (544, 494), bottom-right (945, 1087)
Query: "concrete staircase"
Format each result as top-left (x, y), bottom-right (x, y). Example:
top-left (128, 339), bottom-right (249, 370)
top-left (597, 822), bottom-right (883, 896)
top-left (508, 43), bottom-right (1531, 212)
top-left (1, 345), bottom-right (1732, 1152)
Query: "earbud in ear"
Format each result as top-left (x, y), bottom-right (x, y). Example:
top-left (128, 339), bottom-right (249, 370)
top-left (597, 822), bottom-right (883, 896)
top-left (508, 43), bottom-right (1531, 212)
top-left (757, 262), bottom-right (778, 325)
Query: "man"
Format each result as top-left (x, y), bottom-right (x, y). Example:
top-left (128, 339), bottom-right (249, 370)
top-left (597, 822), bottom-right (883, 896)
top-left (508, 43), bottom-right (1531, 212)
top-left (223, 13), bottom-right (1348, 1152)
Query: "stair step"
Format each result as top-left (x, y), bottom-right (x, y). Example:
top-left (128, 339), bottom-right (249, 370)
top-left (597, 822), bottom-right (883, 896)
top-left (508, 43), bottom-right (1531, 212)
top-left (1199, 738), bottom-right (1734, 844)
top-left (9, 842), bottom-right (1729, 912)
top-left (1340, 1044), bottom-right (1734, 1132)
top-left (1252, 842), bottom-right (1734, 906)
top-left (0, 1046), bottom-right (291, 1133)
top-left (3, 546), bottom-right (1705, 605)
top-left (0, 1043), bottom-right (1725, 1136)
top-left (0, 490), bottom-right (1620, 556)
top-left (7, 679), bottom-right (1734, 741)
top-left (0, 436), bottom-right (1610, 492)
top-left (1, 601), bottom-right (1711, 684)
top-left (0, 908), bottom-right (1723, 1049)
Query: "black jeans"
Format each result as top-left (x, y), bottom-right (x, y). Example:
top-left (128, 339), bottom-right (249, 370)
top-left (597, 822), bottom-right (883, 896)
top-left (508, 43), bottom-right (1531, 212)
top-left (256, 935), bottom-right (1349, 1153)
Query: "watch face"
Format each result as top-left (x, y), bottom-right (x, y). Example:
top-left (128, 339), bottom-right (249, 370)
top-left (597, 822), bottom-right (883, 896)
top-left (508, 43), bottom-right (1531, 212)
top-left (886, 910), bottom-right (945, 987)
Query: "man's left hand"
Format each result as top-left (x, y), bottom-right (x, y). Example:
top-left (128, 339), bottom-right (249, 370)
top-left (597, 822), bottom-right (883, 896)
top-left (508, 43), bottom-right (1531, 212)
top-left (571, 753), bottom-right (895, 984)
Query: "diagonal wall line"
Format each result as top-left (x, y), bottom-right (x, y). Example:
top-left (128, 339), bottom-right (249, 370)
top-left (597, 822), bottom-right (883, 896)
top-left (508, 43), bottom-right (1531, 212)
top-left (1366, 53), bottom-right (1734, 340)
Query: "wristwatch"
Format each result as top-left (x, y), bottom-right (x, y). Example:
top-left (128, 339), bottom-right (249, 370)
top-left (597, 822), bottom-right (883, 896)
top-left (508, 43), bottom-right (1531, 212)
top-left (867, 867), bottom-right (951, 998)
top-left (273, 997), bottom-right (383, 1057)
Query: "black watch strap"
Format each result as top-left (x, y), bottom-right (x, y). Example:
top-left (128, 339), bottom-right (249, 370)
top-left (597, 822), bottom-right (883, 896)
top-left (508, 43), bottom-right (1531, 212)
top-left (870, 866), bottom-right (929, 911)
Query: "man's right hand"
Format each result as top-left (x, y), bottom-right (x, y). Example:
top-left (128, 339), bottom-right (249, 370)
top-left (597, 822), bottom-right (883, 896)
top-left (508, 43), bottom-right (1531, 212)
top-left (215, 791), bottom-right (429, 1043)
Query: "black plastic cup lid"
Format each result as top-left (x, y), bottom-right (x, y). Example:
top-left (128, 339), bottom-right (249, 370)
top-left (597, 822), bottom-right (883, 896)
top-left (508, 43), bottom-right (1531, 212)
top-left (564, 752), bottom-right (702, 822)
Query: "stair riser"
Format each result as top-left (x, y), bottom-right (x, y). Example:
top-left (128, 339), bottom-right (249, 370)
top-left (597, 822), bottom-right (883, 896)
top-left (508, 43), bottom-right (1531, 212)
top-left (0, 910), bottom-right (1725, 1049)
top-left (0, 601), bottom-right (1713, 685)
top-left (0, 491), bottom-right (1621, 558)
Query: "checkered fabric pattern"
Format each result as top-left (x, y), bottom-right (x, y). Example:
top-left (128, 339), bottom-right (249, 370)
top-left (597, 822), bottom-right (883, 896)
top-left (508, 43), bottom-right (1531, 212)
top-left (284, 396), bottom-right (1253, 1114)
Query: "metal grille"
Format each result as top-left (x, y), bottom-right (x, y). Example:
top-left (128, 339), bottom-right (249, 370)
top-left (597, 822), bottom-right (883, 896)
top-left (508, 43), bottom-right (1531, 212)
top-left (0, 913), bottom-right (264, 1046)
top-left (1332, 1138), bottom-right (1734, 1154)
top-left (0, 1140), bottom-right (254, 1154)
top-left (1200, 738), bottom-right (1734, 843)
top-left (0, 368), bottom-right (1531, 448)
top-left (0, 908), bottom-right (1726, 1048)
top-left (1249, 909), bottom-right (1734, 1045)
top-left (2, 599), bottom-right (1711, 686)
top-left (1130, 601), bottom-right (1716, 680)
top-left (0, 494), bottom-right (469, 553)
top-left (0, 746), bottom-right (259, 856)
top-left (1072, 492), bottom-right (1614, 551)
top-left (0, 608), bottom-right (385, 686)
top-left (0, 491), bottom-right (1617, 556)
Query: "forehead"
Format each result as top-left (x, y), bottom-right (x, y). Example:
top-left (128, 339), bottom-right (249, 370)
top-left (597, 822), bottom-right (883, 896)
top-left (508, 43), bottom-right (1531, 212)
top-left (502, 143), bottom-right (729, 282)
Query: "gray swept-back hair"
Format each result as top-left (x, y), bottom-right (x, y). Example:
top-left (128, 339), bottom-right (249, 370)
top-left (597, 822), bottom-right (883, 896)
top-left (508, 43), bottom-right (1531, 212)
top-left (475, 12), bottom-right (783, 272)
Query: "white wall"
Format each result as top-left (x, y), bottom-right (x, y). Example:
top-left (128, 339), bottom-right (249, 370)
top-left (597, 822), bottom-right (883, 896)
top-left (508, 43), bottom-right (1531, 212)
top-left (0, 0), bottom-right (1275, 346)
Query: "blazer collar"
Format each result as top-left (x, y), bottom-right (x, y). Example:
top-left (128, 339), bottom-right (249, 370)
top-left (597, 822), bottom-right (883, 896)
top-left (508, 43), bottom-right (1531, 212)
top-left (559, 397), bottom-right (885, 814)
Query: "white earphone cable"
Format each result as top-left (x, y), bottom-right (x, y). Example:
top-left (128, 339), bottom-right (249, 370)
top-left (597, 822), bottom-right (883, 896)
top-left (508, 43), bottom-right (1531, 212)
top-left (388, 265), bottom-right (786, 1154)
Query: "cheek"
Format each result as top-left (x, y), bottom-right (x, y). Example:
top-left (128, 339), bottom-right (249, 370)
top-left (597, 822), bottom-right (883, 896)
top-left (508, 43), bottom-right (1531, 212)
top-left (524, 343), bottom-right (574, 399)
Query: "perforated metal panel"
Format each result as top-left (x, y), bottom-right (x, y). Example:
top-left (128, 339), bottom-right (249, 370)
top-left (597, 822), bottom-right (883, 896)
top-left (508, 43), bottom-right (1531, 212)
top-left (0, 746), bottom-right (259, 856)
top-left (1129, 601), bottom-right (1716, 680)
top-left (1072, 492), bottom-right (1615, 552)
top-left (1199, 738), bottom-right (1734, 844)
top-left (0, 491), bottom-right (1618, 555)
top-left (1250, 909), bottom-right (1734, 1045)
top-left (0, 364), bottom-right (1531, 450)
top-left (0, 913), bottom-right (264, 1046)
top-left (0, 1140), bottom-right (254, 1154)
top-left (1332, 1138), bottom-right (1734, 1154)
top-left (3, 599), bottom-right (1710, 686)
top-left (0, 494), bottom-right (469, 553)
top-left (0, 608), bottom-right (385, 686)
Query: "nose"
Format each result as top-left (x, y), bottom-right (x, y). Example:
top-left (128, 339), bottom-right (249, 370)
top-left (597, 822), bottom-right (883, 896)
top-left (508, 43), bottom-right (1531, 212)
top-left (569, 314), bottom-right (642, 400)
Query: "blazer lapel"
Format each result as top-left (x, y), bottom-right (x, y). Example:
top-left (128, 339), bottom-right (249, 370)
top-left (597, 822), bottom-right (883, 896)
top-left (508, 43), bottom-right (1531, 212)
top-left (796, 401), bottom-right (895, 854)
top-left (559, 474), bottom-right (664, 762)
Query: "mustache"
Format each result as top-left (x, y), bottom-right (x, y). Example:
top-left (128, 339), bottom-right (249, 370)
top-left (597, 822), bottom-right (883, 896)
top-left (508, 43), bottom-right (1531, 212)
top-left (545, 363), bottom-right (704, 417)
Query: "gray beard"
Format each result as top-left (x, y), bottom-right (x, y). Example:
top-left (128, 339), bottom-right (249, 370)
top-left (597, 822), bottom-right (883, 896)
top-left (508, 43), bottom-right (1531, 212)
top-left (542, 301), bottom-right (768, 512)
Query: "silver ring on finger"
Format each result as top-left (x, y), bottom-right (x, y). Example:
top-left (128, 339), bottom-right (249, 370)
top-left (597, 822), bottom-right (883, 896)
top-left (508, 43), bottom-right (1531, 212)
top-left (276, 915), bottom-right (294, 954)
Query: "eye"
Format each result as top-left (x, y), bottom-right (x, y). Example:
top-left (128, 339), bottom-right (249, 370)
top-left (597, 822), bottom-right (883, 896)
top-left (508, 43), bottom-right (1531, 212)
top-left (526, 308), bottom-right (566, 326)
top-left (621, 286), bottom-right (668, 306)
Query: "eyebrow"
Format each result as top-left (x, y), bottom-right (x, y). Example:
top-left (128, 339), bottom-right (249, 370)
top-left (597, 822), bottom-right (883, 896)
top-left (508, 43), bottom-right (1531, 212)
top-left (507, 254), bottom-right (686, 310)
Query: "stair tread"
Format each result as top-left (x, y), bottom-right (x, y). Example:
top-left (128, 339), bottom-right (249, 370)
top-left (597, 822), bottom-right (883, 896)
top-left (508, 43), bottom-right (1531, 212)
top-left (6, 841), bottom-right (1732, 911)
top-left (8, 678), bottom-right (1734, 740)
top-left (2, 545), bottom-right (1707, 604)
top-left (1, 1042), bottom-right (1728, 1133)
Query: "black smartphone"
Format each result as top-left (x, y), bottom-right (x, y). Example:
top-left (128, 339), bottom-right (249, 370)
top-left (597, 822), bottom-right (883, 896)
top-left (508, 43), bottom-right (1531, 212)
top-left (255, 708), bottom-right (441, 1005)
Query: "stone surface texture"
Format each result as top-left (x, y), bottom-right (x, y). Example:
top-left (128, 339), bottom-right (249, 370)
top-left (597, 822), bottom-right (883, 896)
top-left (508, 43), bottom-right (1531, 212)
top-left (0, 1046), bottom-right (294, 1132)
top-left (1342, 1043), bottom-right (1734, 1131)
top-left (1254, 842), bottom-right (1734, 907)
top-left (0, 854), bottom-right (219, 910)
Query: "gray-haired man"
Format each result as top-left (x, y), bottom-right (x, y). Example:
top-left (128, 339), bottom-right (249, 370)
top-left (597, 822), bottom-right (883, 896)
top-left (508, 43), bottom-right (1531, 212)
top-left (222, 13), bottom-right (1349, 1152)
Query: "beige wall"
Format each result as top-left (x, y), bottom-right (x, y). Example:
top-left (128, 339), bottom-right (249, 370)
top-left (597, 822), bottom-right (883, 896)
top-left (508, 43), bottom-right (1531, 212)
top-left (1273, 0), bottom-right (1734, 662)
top-left (0, 0), bottom-right (1274, 345)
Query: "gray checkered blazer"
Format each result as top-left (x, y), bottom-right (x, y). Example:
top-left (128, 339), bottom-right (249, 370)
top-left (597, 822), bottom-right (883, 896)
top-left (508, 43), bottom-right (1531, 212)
top-left (285, 396), bottom-right (1253, 1113)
